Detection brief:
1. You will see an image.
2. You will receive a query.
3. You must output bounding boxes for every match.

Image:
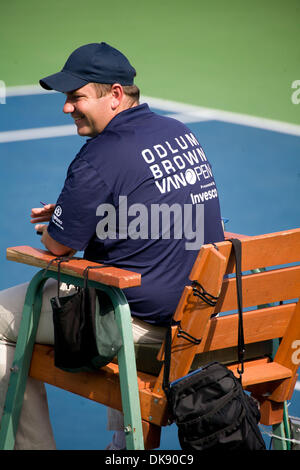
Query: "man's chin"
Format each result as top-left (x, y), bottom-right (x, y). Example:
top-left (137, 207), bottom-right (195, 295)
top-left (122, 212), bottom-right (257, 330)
top-left (76, 125), bottom-right (93, 137)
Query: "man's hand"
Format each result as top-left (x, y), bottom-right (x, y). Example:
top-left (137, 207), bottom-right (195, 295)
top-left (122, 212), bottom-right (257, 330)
top-left (34, 224), bottom-right (49, 245)
top-left (35, 224), bottom-right (76, 256)
top-left (31, 204), bottom-right (76, 256)
top-left (30, 204), bottom-right (55, 224)
top-left (34, 223), bottom-right (76, 257)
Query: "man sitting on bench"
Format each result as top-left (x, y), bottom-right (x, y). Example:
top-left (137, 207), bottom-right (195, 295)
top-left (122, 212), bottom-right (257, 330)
top-left (0, 42), bottom-right (224, 450)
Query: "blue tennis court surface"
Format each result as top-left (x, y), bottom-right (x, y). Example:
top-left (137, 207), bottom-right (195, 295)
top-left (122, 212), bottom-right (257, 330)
top-left (0, 91), bottom-right (299, 449)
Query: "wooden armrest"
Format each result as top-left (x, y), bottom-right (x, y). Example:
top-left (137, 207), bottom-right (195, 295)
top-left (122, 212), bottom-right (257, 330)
top-left (6, 246), bottom-right (141, 289)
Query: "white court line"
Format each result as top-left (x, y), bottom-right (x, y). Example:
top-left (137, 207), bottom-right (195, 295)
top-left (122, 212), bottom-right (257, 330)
top-left (0, 125), bottom-right (77, 143)
top-left (1, 85), bottom-right (300, 143)
top-left (295, 381), bottom-right (300, 392)
top-left (165, 112), bottom-right (210, 123)
top-left (143, 95), bottom-right (300, 137)
top-left (5, 85), bottom-right (57, 96)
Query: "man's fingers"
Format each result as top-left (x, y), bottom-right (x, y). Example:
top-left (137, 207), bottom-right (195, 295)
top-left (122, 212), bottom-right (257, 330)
top-left (31, 207), bottom-right (53, 216)
top-left (44, 204), bottom-right (55, 210)
top-left (31, 204), bottom-right (55, 216)
top-left (31, 205), bottom-right (55, 223)
top-left (35, 224), bottom-right (47, 232)
top-left (30, 216), bottom-right (52, 223)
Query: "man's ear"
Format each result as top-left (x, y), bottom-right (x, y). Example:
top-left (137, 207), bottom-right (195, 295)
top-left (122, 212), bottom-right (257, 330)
top-left (110, 83), bottom-right (123, 110)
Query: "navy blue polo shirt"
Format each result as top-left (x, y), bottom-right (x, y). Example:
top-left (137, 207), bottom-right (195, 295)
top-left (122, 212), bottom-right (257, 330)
top-left (48, 103), bottom-right (224, 325)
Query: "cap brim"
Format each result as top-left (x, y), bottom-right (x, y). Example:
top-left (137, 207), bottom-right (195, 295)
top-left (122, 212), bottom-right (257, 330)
top-left (39, 70), bottom-right (89, 93)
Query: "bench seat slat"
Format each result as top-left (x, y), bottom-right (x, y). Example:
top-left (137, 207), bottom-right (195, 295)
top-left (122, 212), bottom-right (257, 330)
top-left (227, 360), bottom-right (292, 386)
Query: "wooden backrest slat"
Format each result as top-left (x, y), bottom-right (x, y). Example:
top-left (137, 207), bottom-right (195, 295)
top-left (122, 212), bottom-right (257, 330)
top-left (201, 228), bottom-right (300, 275)
top-left (167, 291), bottom-right (295, 355)
top-left (198, 303), bottom-right (295, 353)
top-left (273, 300), bottom-right (300, 373)
top-left (214, 265), bottom-right (300, 314)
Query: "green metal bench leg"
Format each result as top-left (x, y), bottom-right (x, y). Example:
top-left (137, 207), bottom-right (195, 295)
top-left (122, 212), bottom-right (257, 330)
top-left (272, 402), bottom-right (291, 450)
top-left (0, 270), bottom-right (48, 449)
top-left (272, 422), bottom-right (287, 450)
top-left (106, 286), bottom-right (144, 450)
top-left (56, 277), bottom-right (145, 450)
top-left (0, 269), bottom-right (144, 450)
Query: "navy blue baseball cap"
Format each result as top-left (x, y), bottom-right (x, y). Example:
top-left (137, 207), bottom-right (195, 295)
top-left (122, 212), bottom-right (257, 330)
top-left (39, 42), bottom-right (136, 92)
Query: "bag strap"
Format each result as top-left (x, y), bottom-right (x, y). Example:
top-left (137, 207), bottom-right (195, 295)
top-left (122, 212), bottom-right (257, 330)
top-left (163, 237), bottom-right (245, 395)
top-left (44, 256), bottom-right (113, 305)
top-left (44, 256), bottom-right (73, 305)
top-left (81, 264), bottom-right (114, 313)
top-left (228, 238), bottom-right (245, 381)
top-left (82, 264), bottom-right (114, 290)
top-left (162, 318), bottom-right (172, 397)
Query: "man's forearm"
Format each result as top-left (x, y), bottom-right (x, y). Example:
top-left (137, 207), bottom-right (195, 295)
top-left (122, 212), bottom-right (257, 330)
top-left (42, 229), bottom-right (76, 257)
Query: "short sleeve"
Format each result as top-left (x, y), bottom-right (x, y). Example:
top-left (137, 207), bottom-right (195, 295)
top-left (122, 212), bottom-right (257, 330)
top-left (48, 156), bottom-right (110, 251)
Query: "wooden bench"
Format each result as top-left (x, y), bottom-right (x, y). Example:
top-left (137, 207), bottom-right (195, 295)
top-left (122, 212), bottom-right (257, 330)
top-left (1, 228), bottom-right (300, 450)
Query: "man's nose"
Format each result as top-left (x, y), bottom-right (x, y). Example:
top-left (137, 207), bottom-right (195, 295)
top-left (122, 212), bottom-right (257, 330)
top-left (63, 100), bottom-right (74, 114)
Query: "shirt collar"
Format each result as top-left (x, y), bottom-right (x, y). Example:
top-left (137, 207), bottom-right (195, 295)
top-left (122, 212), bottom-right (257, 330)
top-left (86, 103), bottom-right (151, 143)
top-left (106, 102), bottom-right (151, 129)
